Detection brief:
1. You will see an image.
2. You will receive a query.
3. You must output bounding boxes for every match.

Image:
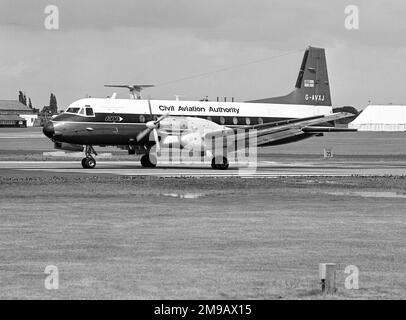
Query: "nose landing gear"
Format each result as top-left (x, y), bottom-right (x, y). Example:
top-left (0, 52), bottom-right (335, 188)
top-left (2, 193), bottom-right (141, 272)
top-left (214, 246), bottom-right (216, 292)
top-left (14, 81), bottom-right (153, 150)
top-left (211, 156), bottom-right (229, 170)
top-left (81, 145), bottom-right (98, 169)
top-left (140, 153), bottom-right (157, 168)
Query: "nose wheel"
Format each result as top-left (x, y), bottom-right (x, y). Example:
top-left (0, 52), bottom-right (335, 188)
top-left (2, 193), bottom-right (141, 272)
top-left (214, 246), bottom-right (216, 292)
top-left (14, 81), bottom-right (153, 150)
top-left (211, 156), bottom-right (229, 170)
top-left (81, 145), bottom-right (97, 169)
top-left (140, 153), bottom-right (157, 168)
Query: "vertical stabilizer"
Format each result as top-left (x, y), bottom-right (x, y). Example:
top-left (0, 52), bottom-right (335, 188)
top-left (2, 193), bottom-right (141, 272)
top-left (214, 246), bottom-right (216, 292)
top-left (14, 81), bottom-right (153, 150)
top-left (248, 46), bottom-right (332, 106)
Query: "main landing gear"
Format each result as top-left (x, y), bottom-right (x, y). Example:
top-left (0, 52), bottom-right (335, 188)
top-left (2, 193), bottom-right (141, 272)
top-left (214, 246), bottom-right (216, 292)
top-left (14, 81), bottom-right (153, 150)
top-left (140, 153), bottom-right (157, 168)
top-left (211, 156), bottom-right (229, 170)
top-left (82, 145), bottom-right (98, 169)
top-left (138, 153), bottom-right (230, 170)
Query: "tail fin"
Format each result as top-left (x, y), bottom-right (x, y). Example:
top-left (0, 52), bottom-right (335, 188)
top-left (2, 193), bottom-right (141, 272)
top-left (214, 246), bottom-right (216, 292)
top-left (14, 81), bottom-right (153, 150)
top-left (248, 46), bottom-right (332, 106)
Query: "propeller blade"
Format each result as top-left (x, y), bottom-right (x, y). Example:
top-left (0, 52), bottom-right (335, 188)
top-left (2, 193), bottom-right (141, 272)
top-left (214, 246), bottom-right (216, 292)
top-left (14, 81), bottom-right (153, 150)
top-left (154, 112), bottom-right (170, 125)
top-left (148, 97), bottom-right (153, 117)
top-left (147, 96), bottom-right (169, 125)
top-left (153, 128), bottom-right (160, 152)
top-left (136, 128), bottom-right (151, 142)
top-left (137, 97), bottom-right (168, 145)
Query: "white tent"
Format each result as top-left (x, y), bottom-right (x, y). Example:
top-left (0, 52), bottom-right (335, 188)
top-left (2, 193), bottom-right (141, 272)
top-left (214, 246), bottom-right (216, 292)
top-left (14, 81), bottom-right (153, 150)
top-left (349, 105), bottom-right (406, 131)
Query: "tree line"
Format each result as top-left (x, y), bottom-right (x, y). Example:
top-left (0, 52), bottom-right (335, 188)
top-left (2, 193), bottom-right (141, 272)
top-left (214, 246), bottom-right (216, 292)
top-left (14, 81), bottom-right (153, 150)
top-left (18, 91), bottom-right (58, 115)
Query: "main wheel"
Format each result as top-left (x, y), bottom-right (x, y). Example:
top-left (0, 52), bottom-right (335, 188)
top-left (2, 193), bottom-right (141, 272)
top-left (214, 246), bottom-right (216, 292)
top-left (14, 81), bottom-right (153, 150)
top-left (140, 154), bottom-right (157, 168)
top-left (82, 157), bottom-right (96, 169)
top-left (86, 157), bottom-right (96, 169)
top-left (211, 156), bottom-right (229, 170)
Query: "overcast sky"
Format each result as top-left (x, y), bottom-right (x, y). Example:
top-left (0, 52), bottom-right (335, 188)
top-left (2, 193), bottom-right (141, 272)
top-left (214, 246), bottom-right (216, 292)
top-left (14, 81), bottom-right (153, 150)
top-left (1, 0), bottom-right (406, 110)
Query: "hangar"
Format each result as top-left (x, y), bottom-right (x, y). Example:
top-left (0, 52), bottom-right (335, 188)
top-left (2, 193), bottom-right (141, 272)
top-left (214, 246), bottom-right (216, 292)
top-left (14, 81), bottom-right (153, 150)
top-left (0, 100), bottom-right (37, 127)
top-left (349, 105), bottom-right (406, 131)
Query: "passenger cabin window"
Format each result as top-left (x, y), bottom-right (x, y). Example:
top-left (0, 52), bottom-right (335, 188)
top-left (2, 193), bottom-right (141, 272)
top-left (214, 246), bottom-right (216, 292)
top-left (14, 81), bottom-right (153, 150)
top-left (258, 117), bottom-right (264, 124)
top-left (245, 117), bottom-right (251, 125)
top-left (220, 116), bottom-right (225, 125)
top-left (233, 117), bottom-right (238, 125)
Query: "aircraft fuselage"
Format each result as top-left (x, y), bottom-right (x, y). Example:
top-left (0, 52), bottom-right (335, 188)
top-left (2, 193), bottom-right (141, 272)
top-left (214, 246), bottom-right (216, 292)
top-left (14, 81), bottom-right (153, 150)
top-left (44, 97), bottom-right (333, 147)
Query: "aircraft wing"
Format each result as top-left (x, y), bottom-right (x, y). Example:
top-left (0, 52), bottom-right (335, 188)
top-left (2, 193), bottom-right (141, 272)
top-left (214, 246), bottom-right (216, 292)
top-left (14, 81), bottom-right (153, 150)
top-left (301, 126), bottom-right (357, 133)
top-left (204, 112), bottom-right (356, 146)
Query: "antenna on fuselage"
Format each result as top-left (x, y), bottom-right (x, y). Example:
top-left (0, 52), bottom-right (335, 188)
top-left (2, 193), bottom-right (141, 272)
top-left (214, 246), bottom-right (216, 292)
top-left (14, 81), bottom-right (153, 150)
top-left (104, 84), bottom-right (155, 99)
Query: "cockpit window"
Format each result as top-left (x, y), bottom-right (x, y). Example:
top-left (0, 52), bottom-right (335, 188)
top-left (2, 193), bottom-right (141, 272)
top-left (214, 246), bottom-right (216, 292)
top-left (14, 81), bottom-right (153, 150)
top-left (65, 107), bottom-right (80, 114)
top-left (79, 108), bottom-right (85, 115)
top-left (85, 107), bottom-right (94, 116)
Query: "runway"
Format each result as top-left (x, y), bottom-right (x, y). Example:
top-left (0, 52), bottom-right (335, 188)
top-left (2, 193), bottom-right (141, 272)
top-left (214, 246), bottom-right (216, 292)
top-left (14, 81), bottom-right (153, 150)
top-left (1, 159), bottom-right (405, 177)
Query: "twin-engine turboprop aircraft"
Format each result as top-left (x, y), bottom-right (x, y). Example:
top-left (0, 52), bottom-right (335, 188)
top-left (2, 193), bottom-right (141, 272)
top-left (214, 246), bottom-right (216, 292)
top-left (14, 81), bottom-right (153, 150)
top-left (43, 46), bottom-right (357, 170)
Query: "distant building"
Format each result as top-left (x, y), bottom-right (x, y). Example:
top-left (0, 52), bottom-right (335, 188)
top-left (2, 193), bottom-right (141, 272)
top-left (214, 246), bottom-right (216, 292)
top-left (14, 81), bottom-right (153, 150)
top-left (349, 105), bottom-right (406, 131)
top-left (0, 100), bottom-right (38, 127)
top-left (20, 114), bottom-right (39, 127)
top-left (41, 105), bottom-right (52, 115)
top-left (0, 100), bottom-right (33, 114)
top-left (0, 115), bottom-right (26, 128)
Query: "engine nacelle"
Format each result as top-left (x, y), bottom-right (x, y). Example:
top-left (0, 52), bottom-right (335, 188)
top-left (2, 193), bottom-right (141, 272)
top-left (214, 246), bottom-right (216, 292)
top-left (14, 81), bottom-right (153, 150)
top-left (180, 132), bottom-right (205, 151)
top-left (161, 132), bottom-right (204, 151)
top-left (160, 116), bottom-right (223, 133)
top-left (159, 116), bottom-right (226, 152)
top-left (161, 135), bottom-right (181, 149)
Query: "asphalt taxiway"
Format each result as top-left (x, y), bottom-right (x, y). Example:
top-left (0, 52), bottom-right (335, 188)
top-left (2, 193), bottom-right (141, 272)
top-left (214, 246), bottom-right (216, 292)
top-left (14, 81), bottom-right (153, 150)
top-left (0, 159), bottom-right (405, 177)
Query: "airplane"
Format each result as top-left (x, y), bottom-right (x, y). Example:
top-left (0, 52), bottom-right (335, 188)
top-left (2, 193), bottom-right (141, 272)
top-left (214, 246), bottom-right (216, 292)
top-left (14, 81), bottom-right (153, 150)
top-left (104, 84), bottom-right (154, 99)
top-left (43, 46), bottom-right (358, 170)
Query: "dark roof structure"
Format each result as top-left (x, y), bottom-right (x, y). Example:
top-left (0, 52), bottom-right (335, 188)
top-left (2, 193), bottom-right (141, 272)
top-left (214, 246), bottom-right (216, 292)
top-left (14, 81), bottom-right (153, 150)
top-left (0, 100), bottom-right (33, 113)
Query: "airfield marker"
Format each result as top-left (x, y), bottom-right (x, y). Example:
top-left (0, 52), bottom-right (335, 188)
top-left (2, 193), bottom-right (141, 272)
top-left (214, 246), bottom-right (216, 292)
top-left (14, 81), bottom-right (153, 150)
top-left (319, 263), bottom-right (337, 294)
top-left (323, 147), bottom-right (334, 159)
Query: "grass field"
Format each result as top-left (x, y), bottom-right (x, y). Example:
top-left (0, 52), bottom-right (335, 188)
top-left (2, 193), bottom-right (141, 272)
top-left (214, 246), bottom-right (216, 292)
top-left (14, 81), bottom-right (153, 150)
top-left (0, 175), bottom-right (405, 299)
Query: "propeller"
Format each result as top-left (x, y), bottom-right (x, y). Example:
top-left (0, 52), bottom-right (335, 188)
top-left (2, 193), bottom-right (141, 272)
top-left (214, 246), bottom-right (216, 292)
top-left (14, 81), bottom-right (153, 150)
top-left (136, 98), bottom-right (169, 151)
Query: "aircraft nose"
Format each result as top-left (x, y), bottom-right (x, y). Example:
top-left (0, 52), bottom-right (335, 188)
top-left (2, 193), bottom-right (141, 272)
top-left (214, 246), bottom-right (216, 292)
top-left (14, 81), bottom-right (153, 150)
top-left (43, 121), bottom-right (55, 139)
